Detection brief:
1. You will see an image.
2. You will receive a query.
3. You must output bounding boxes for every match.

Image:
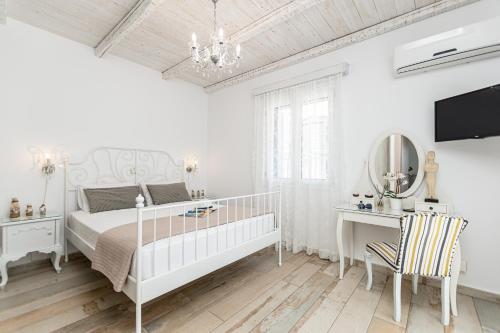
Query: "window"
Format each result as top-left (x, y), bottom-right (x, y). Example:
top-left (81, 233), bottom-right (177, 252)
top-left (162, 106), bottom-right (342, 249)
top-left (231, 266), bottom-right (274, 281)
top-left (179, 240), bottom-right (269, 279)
top-left (301, 99), bottom-right (328, 180)
top-left (272, 105), bottom-right (292, 179)
top-left (271, 99), bottom-right (329, 181)
top-left (256, 75), bottom-right (340, 185)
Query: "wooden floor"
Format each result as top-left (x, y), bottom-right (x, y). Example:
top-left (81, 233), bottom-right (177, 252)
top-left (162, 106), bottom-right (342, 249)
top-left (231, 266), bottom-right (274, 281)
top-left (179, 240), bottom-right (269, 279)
top-left (0, 248), bottom-right (498, 333)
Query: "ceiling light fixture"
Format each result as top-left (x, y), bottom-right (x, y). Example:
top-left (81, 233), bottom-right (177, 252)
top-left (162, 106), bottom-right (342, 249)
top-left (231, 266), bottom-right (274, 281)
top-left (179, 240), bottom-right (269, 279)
top-left (190, 0), bottom-right (241, 77)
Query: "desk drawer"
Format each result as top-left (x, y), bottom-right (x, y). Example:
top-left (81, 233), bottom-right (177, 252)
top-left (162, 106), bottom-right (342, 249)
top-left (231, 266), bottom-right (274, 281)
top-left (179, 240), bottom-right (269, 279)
top-left (415, 202), bottom-right (448, 214)
top-left (7, 220), bottom-right (55, 254)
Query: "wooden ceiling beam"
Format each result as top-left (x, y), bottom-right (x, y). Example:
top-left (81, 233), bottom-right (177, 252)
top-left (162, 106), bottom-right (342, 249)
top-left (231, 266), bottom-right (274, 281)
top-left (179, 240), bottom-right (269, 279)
top-left (95, 0), bottom-right (165, 58)
top-left (161, 0), bottom-right (326, 80)
top-left (204, 0), bottom-right (479, 92)
top-left (0, 0), bottom-right (6, 25)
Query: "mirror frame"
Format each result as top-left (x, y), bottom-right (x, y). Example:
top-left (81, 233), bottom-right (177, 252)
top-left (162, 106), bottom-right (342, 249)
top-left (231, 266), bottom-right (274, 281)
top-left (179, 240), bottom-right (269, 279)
top-left (368, 130), bottom-right (425, 198)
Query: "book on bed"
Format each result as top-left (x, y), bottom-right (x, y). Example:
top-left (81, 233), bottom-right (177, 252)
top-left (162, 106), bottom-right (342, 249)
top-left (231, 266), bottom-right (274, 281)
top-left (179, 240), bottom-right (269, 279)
top-left (180, 206), bottom-right (217, 218)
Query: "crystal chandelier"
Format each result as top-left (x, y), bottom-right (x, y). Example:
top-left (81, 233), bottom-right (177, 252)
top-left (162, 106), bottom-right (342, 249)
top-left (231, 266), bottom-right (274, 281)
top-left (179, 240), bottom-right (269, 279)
top-left (190, 0), bottom-right (241, 77)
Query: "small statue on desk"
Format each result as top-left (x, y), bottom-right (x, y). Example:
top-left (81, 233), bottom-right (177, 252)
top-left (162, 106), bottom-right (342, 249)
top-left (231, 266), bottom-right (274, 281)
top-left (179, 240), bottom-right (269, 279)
top-left (424, 151), bottom-right (439, 203)
top-left (25, 204), bottom-right (33, 217)
top-left (9, 198), bottom-right (21, 219)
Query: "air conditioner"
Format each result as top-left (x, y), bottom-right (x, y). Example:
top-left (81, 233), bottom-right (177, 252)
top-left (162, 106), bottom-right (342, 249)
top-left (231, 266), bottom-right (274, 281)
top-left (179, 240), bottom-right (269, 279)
top-left (394, 16), bottom-right (500, 76)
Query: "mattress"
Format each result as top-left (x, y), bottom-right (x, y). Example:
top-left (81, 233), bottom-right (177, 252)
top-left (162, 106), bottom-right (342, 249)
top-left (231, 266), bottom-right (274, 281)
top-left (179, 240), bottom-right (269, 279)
top-left (69, 203), bottom-right (275, 280)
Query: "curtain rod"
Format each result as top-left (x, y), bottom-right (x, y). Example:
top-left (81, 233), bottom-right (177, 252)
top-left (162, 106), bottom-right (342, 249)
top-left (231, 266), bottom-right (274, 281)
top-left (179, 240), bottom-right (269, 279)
top-left (252, 62), bottom-right (350, 97)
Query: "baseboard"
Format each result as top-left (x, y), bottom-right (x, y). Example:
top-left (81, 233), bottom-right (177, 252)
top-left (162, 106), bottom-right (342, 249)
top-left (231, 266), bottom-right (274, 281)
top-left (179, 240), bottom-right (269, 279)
top-left (349, 257), bottom-right (500, 304)
top-left (6, 252), bottom-right (86, 275)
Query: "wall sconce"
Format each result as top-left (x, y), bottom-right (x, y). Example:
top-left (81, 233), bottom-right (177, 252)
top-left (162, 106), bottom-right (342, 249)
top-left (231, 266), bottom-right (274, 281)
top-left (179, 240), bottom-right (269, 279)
top-left (29, 146), bottom-right (66, 170)
top-left (28, 147), bottom-right (66, 215)
top-left (41, 153), bottom-right (56, 176)
top-left (185, 156), bottom-right (198, 174)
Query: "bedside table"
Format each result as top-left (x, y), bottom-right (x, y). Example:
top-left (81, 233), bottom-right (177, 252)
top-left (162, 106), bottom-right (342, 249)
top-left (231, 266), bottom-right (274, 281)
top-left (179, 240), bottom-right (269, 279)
top-left (0, 213), bottom-right (63, 289)
top-left (192, 197), bottom-right (216, 202)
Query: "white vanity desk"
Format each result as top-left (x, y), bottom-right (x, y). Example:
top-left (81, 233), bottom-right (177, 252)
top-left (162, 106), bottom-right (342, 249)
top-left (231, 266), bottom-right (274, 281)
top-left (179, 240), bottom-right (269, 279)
top-left (336, 204), bottom-right (462, 317)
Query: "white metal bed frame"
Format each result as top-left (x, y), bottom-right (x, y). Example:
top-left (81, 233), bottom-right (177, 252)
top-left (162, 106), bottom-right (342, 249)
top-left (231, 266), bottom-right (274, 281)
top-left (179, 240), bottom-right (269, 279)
top-left (63, 147), bottom-right (282, 333)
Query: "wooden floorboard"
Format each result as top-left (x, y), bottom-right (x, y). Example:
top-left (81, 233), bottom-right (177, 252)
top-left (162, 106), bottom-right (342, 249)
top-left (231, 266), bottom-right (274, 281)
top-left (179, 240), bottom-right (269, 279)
top-left (252, 270), bottom-right (335, 332)
top-left (0, 247), bottom-right (494, 333)
top-left (473, 297), bottom-right (500, 333)
top-left (372, 275), bottom-right (412, 328)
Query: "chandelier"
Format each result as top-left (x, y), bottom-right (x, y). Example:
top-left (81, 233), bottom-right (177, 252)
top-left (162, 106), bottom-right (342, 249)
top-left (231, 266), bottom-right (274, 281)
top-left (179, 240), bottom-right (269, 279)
top-left (190, 0), bottom-right (241, 77)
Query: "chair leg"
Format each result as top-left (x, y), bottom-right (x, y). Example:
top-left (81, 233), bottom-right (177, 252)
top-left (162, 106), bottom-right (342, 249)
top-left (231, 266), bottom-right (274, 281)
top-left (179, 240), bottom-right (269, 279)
top-left (393, 272), bottom-right (402, 322)
top-left (442, 277), bottom-right (450, 326)
top-left (412, 274), bottom-right (418, 295)
top-left (364, 251), bottom-right (373, 291)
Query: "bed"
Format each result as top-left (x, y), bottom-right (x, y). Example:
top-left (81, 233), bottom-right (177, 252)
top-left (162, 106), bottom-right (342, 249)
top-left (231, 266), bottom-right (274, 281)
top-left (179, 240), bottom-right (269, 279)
top-left (63, 147), bottom-right (281, 333)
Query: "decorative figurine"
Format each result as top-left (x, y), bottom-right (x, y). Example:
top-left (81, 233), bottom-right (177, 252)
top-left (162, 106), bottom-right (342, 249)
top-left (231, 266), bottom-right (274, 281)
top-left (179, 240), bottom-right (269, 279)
top-left (39, 203), bottom-right (47, 216)
top-left (424, 151), bottom-right (439, 203)
top-left (25, 204), bottom-right (33, 217)
top-left (9, 198), bottom-right (21, 219)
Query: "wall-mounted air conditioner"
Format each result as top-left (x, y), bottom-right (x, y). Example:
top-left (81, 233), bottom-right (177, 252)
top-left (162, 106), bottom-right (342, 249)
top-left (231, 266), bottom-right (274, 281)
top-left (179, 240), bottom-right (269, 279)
top-left (394, 16), bottom-right (500, 76)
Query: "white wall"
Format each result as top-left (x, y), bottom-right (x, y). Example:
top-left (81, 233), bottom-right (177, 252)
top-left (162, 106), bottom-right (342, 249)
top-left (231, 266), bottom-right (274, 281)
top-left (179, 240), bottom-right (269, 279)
top-left (208, 0), bottom-right (500, 294)
top-left (0, 20), bottom-right (208, 219)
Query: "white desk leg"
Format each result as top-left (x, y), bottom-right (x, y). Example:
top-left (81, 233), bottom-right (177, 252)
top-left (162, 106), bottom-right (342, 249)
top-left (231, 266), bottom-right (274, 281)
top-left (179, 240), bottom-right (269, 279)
top-left (51, 249), bottom-right (63, 274)
top-left (0, 257), bottom-right (8, 289)
top-left (337, 213), bottom-right (344, 279)
top-left (349, 221), bottom-right (354, 266)
top-left (450, 242), bottom-right (461, 317)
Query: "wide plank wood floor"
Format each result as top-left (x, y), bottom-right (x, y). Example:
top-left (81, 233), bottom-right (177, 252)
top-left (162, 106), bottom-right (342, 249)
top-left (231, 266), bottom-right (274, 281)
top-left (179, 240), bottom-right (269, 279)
top-left (0, 248), bottom-right (497, 333)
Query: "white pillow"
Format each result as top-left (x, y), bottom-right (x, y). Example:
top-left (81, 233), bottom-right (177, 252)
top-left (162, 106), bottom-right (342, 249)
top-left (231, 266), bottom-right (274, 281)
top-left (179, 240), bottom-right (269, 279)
top-left (77, 183), bottom-right (136, 212)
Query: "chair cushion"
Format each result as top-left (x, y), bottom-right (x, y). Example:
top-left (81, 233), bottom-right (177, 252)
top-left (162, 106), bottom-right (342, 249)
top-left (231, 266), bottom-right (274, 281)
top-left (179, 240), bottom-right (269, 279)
top-left (367, 242), bottom-right (399, 270)
top-left (397, 213), bottom-right (468, 277)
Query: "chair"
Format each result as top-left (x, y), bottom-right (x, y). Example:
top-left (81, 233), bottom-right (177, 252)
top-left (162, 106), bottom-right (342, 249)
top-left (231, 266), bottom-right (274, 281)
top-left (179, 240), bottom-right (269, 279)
top-left (364, 213), bottom-right (467, 325)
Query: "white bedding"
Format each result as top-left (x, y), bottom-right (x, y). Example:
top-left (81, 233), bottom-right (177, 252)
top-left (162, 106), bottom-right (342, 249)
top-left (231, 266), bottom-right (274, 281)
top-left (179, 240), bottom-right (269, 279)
top-left (69, 203), bottom-right (275, 280)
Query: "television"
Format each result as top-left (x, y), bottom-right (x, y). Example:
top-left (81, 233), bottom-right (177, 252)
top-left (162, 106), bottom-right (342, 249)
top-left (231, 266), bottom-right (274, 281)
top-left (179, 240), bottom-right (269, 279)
top-left (435, 84), bottom-right (500, 142)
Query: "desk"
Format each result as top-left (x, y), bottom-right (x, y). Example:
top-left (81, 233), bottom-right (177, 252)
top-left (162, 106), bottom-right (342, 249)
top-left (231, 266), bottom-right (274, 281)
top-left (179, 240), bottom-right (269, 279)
top-left (336, 204), bottom-right (461, 316)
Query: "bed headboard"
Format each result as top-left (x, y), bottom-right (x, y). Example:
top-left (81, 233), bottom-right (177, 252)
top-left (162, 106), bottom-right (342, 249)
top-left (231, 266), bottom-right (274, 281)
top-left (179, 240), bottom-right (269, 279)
top-left (64, 147), bottom-right (184, 219)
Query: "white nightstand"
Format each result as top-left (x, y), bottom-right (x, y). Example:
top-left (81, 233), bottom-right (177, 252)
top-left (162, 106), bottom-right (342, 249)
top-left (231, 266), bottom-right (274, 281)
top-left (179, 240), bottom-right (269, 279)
top-left (192, 196), bottom-right (216, 202)
top-left (0, 213), bottom-right (64, 289)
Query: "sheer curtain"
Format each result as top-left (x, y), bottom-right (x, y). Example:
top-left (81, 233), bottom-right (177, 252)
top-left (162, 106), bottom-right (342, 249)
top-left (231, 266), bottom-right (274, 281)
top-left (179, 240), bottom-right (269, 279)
top-left (253, 74), bottom-right (344, 261)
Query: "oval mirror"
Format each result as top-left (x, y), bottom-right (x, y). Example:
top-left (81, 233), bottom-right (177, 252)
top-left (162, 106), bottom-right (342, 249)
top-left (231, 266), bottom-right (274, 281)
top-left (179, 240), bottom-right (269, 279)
top-left (368, 131), bottom-right (425, 198)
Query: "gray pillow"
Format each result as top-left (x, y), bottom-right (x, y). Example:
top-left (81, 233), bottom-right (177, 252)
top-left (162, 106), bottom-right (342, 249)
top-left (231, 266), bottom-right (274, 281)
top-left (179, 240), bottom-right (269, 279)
top-left (84, 185), bottom-right (143, 214)
top-left (146, 182), bottom-right (192, 205)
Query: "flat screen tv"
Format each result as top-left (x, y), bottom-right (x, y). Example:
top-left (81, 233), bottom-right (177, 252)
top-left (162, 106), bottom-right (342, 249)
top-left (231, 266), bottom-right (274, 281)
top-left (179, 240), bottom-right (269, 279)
top-left (435, 84), bottom-right (500, 142)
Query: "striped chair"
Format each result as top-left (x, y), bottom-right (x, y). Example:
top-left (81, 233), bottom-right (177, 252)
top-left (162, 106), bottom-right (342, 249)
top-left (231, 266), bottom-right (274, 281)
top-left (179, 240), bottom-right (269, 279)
top-left (364, 213), bottom-right (467, 325)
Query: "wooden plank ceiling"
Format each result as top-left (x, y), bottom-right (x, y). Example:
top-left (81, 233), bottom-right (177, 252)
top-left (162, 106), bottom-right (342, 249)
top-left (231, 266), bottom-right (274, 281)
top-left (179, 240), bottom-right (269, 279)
top-left (6, 0), bottom-right (477, 91)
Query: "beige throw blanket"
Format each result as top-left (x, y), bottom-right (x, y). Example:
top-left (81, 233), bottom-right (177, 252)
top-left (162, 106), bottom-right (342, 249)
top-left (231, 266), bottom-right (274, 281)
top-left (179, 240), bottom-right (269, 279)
top-left (92, 206), bottom-right (273, 291)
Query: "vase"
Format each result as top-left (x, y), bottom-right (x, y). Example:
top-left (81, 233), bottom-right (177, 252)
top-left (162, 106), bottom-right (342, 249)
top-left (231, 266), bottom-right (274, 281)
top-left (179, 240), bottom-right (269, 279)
top-left (389, 198), bottom-right (402, 210)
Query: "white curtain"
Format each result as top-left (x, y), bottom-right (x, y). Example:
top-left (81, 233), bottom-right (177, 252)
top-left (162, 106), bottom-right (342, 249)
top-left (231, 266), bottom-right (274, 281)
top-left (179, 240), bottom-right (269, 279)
top-left (253, 74), bottom-right (344, 261)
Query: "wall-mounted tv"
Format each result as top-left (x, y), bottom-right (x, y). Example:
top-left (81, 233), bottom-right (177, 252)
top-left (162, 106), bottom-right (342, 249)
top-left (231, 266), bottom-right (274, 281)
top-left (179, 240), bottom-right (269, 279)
top-left (435, 84), bottom-right (500, 142)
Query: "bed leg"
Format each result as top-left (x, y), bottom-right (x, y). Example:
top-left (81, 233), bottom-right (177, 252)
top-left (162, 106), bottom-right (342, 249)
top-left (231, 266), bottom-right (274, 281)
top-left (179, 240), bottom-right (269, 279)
top-left (278, 241), bottom-right (282, 267)
top-left (136, 302), bottom-right (142, 333)
top-left (64, 238), bottom-right (69, 263)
